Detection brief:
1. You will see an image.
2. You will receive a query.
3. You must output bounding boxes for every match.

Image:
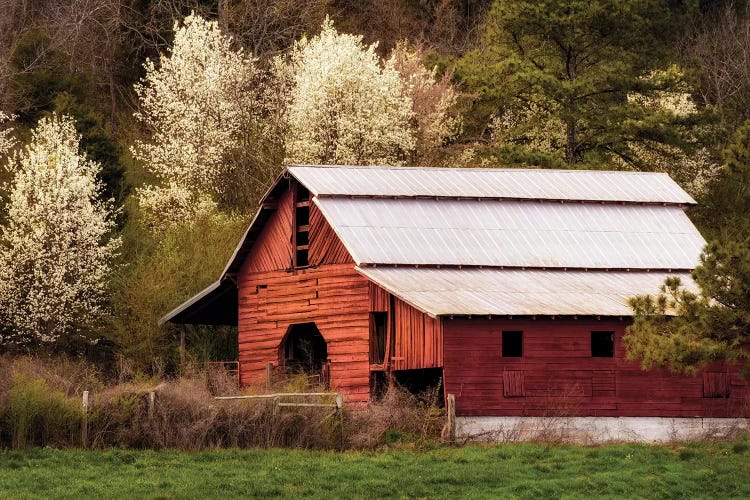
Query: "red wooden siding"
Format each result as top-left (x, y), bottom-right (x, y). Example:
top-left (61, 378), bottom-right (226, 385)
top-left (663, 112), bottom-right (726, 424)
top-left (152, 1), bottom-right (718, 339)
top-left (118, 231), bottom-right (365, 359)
top-left (238, 264), bottom-right (371, 402)
top-left (309, 203), bottom-right (351, 265)
top-left (392, 298), bottom-right (443, 371)
top-left (243, 189), bottom-right (294, 273)
top-left (443, 318), bottom-right (750, 417)
top-left (237, 183), bottom-right (371, 402)
top-left (369, 282), bottom-right (390, 313)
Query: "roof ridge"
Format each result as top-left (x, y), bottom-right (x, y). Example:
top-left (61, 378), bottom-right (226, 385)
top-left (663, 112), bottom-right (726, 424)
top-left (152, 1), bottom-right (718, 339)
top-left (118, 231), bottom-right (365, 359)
top-left (288, 164), bottom-right (670, 176)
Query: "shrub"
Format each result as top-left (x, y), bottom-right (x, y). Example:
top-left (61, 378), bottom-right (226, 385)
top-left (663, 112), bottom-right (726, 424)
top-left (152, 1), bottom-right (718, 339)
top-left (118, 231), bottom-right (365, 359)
top-left (5, 375), bottom-right (82, 449)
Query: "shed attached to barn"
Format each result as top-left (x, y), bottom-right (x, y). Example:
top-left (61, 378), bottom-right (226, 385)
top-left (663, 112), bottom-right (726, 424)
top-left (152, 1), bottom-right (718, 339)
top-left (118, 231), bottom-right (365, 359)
top-left (163, 165), bottom-right (749, 436)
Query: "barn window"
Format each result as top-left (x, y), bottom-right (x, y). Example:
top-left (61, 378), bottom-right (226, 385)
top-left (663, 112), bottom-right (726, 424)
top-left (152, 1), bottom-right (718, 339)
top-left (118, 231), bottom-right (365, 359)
top-left (502, 331), bottom-right (523, 357)
top-left (591, 331), bottom-right (614, 357)
top-left (703, 372), bottom-right (731, 398)
top-left (503, 370), bottom-right (525, 397)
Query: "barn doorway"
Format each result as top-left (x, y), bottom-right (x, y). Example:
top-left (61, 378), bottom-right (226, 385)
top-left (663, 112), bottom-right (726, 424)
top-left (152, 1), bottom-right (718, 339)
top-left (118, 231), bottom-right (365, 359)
top-left (280, 323), bottom-right (328, 376)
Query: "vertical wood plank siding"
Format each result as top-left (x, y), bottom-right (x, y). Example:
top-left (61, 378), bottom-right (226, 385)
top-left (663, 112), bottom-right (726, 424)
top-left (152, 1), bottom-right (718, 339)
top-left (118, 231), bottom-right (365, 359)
top-left (443, 318), bottom-right (750, 417)
top-left (244, 189), bottom-right (294, 272)
top-left (309, 203), bottom-right (351, 265)
top-left (392, 298), bottom-right (443, 371)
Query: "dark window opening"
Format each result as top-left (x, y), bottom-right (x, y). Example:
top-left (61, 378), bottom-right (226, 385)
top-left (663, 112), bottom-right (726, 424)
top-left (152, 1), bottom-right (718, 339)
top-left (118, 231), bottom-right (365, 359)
top-left (295, 249), bottom-right (309, 267)
top-left (281, 322), bottom-right (327, 375)
top-left (591, 331), bottom-right (614, 357)
top-left (502, 331), bottom-right (523, 357)
top-left (296, 231), bottom-right (309, 246)
top-left (296, 205), bottom-right (310, 226)
top-left (296, 183), bottom-right (310, 202)
top-left (370, 312), bottom-right (387, 364)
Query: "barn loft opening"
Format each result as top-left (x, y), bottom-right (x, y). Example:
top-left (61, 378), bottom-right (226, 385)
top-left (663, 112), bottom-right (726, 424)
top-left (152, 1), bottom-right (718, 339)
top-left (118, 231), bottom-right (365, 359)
top-left (294, 183), bottom-right (310, 267)
top-left (280, 322), bottom-right (328, 375)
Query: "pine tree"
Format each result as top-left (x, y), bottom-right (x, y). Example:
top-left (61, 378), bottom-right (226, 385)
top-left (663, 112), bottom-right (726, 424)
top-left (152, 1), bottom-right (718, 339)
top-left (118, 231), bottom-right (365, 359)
top-left (459, 0), bottom-right (702, 169)
top-left (624, 123), bottom-right (750, 378)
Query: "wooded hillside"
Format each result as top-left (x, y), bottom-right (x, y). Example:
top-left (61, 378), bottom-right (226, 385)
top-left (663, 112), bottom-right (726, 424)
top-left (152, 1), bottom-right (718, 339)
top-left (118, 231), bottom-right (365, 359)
top-left (0, 0), bottom-right (748, 376)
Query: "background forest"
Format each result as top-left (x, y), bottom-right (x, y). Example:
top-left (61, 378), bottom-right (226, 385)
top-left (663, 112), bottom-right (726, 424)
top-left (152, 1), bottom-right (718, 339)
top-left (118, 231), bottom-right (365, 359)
top-left (0, 0), bottom-right (748, 377)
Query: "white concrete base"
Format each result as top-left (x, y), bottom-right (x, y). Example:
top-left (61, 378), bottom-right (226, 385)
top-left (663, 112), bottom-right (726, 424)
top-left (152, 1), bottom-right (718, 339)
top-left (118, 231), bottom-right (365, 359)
top-left (457, 416), bottom-right (750, 444)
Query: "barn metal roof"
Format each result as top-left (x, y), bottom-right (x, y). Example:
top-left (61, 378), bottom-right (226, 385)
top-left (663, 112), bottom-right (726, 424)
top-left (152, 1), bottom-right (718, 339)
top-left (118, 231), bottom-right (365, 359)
top-left (289, 165), bottom-right (696, 204)
top-left (314, 198), bottom-right (705, 270)
top-left (356, 267), bottom-right (697, 317)
top-left (163, 165), bottom-right (704, 324)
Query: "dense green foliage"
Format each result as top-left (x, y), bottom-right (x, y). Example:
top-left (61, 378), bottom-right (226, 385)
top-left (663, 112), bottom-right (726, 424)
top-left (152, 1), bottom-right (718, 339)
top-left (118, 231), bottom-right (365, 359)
top-left (626, 123), bottom-right (750, 376)
top-left (2, 443), bottom-right (750, 498)
top-left (459, 0), bottom-right (703, 168)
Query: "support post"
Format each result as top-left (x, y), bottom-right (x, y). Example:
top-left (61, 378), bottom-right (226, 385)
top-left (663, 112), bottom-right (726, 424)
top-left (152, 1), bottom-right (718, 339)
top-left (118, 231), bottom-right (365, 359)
top-left (445, 394), bottom-right (456, 443)
top-left (179, 330), bottom-right (186, 368)
top-left (266, 362), bottom-right (273, 392)
top-left (81, 391), bottom-right (89, 448)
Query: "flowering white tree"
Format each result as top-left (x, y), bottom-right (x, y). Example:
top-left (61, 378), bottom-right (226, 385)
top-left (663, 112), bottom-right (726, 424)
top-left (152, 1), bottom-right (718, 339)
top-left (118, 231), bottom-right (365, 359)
top-left (386, 42), bottom-right (461, 164)
top-left (283, 18), bottom-right (415, 165)
top-left (0, 112), bottom-right (14, 160)
top-left (132, 13), bottom-right (270, 226)
top-left (0, 114), bottom-right (120, 348)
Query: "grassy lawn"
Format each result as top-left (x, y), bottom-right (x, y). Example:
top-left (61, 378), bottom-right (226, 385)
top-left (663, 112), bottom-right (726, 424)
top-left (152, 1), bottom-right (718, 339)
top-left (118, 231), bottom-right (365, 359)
top-left (1, 441), bottom-right (750, 499)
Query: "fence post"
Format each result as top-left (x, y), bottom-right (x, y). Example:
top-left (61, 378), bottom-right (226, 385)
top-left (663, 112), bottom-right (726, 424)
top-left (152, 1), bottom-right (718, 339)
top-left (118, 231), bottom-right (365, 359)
top-left (81, 391), bottom-right (89, 448)
top-left (148, 391), bottom-right (155, 419)
top-left (266, 362), bottom-right (273, 392)
top-left (336, 393), bottom-right (344, 450)
top-left (446, 394), bottom-right (456, 443)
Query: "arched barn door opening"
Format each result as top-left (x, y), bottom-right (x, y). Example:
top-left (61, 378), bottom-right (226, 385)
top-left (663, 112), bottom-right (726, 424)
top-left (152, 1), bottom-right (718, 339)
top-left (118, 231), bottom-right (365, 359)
top-left (280, 323), bottom-right (328, 378)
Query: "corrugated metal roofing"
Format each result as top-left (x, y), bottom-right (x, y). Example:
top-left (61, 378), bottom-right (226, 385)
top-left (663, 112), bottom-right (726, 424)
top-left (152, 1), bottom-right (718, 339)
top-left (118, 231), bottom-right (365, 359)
top-left (357, 267), bottom-right (696, 317)
top-left (314, 198), bottom-right (705, 269)
top-left (289, 165), bottom-right (696, 204)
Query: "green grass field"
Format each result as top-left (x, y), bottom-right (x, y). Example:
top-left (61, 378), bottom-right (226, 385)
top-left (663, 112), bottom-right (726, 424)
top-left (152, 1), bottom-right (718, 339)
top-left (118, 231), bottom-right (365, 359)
top-left (1, 441), bottom-right (750, 499)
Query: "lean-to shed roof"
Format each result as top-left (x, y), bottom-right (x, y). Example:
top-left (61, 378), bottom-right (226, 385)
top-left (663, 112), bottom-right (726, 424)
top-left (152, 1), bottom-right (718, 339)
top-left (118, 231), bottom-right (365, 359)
top-left (356, 267), bottom-right (697, 318)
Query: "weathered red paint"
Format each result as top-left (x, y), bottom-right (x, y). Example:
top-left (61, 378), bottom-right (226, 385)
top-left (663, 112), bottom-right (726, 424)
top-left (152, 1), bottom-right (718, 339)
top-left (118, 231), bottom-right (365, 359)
top-left (443, 318), bottom-right (749, 417)
top-left (236, 181), bottom-right (749, 417)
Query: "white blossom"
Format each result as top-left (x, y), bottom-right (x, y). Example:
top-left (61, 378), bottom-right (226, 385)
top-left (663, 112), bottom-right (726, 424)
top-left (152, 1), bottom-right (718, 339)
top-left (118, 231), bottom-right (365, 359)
top-left (0, 111), bottom-right (15, 161)
top-left (626, 70), bottom-right (721, 196)
top-left (136, 183), bottom-right (222, 233)
top-left (386, 42), bottom-right (461, 164)
top-left (132, 13), bottom-right (260, 211)
top-left (0, 114), bottom-right (120, 347)
top-left (283, 18), bottom-right (415, 165)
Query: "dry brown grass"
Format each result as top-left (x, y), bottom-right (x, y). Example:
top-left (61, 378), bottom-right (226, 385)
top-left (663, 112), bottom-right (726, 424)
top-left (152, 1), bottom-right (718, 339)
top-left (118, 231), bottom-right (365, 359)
top-left (0, 356), bottom-right (443, 450)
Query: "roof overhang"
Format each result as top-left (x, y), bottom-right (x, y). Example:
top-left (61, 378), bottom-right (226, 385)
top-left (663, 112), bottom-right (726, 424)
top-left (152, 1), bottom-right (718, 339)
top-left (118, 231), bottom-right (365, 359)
top-left (160, 279), bottom-right (238, 326)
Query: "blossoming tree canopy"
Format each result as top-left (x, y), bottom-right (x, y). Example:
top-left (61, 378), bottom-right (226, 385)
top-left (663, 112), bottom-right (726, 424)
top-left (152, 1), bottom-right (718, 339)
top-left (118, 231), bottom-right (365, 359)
top-left (132, 13), bottom-right (258, 195)
top-left (283, 18), bottom-right (415, 166)
top-left (0, 114), bottom-right (120, 347)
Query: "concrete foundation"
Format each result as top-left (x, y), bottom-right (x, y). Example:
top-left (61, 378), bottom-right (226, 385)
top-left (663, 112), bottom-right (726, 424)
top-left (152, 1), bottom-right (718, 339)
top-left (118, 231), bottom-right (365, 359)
top-left (456, 416), bottom-right (750, 444)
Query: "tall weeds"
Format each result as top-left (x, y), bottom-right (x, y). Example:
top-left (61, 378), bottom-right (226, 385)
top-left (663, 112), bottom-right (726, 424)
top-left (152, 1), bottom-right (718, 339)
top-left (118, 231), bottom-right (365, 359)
top-left (0, 356), bottom-right (443, 450)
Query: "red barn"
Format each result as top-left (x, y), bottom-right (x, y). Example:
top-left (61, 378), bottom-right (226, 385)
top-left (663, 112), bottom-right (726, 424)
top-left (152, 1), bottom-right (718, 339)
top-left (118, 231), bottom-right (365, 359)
top-left (163, 165), bottom-right (749, 441)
